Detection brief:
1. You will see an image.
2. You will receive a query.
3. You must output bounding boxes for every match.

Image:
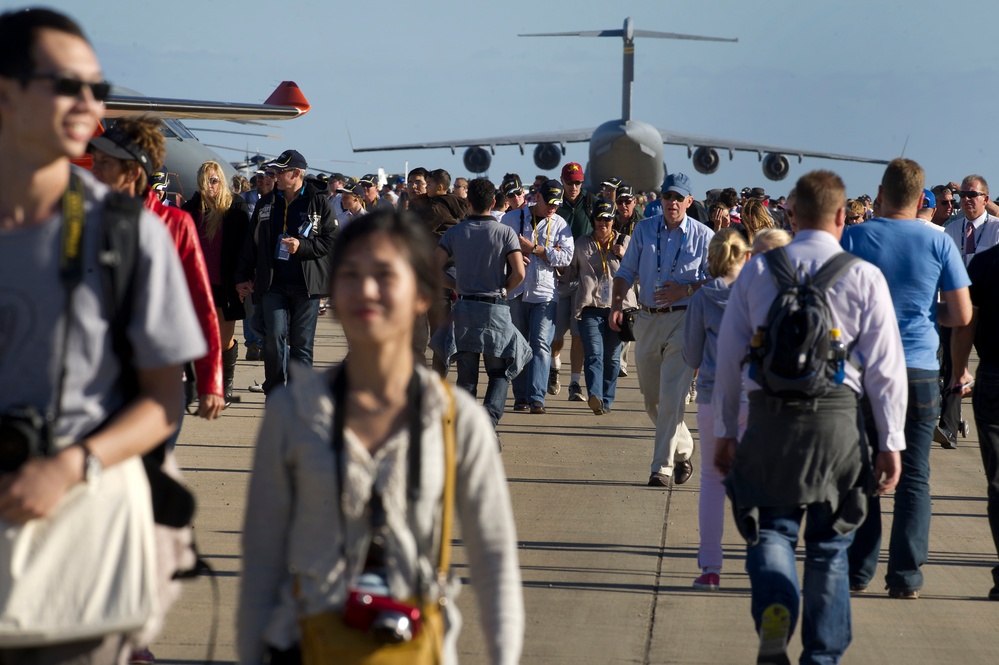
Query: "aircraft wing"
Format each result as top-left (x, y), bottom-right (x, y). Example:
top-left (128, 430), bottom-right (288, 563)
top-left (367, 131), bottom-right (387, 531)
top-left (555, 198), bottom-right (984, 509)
top-left (658, 129), bottom-right (889, 165)
top-left (104, 81), bottom-right (310, 121)
top-left (353, 128), bottom-right (595, 153)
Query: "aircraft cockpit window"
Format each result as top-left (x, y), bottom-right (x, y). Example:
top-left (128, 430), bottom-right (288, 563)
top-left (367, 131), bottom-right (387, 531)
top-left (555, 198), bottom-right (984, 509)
top-left (163, 119), bottom-right (197, 140)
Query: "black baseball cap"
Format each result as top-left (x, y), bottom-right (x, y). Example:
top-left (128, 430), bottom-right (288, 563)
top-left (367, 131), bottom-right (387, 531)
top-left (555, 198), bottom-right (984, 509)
top-left (538, 179), bottom-right (564, 206)
top-left (266, 149), bottom-right (308, 170)
top-left (501, 174), bottom-right (524, 196)
top-left (594, 199), bottom-right (615, 219)
top-left (616, 183), bottom-right (636, 200)
top-left (89, 124), bottom-right (154, 177)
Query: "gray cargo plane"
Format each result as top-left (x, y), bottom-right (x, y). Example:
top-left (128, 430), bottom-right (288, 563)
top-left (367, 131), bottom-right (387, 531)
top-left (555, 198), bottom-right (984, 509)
top-left (81, 81), bottom-right (310, 200)
top-left (354, 17), bottom-right (887, 192)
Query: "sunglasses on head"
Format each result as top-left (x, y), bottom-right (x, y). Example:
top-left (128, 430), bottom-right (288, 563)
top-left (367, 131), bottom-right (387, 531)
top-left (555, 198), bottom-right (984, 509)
top-left (960, 190), bottom-right (986, 199)
top-left (26, 72), bottom-right (111, 102)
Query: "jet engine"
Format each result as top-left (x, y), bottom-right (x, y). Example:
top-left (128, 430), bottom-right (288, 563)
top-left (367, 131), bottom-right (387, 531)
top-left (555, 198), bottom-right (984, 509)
top-left (463, 146), bottom-right (491, 174)
top-left (692, 147), bottom-right (720, 175)
top-left (533, 143), bottom-right (562, 171)
top-left (762, 153), bottom-right (790, 181)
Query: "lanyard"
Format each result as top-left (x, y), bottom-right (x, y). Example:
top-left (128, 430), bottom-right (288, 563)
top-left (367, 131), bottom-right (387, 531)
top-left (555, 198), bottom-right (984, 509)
top-left (595, 233), bottom-right (613, 277)
top-left (533, 214), bottom-right (553, 249)
top-left (963, 217), bottom-right (987, 259)
top-left (656, 220), bottom-right (686, 284)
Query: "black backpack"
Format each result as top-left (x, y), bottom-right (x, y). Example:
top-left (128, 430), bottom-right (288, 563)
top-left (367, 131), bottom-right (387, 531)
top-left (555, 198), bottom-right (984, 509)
top-left (745, 247), bottom-right (859, 400)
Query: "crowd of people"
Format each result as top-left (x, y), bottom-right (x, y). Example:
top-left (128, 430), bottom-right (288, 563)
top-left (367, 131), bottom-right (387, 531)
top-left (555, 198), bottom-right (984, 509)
top-left (3, 7), bottom-right (999, 665)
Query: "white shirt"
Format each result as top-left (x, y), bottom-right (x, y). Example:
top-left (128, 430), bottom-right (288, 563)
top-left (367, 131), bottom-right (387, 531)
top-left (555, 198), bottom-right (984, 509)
top-left (712, 229), bottom-right (908, 452)
top-left (500, 208), bottom-right (574, 303)
top-left (944, 212), bottom-right (999, 265)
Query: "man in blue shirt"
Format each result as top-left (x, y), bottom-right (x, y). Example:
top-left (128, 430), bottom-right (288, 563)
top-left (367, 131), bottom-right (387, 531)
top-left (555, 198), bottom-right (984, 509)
top-left (841, 158), bottom-right (972, 598)
top-left (610, 173), bottom-right (714, 486)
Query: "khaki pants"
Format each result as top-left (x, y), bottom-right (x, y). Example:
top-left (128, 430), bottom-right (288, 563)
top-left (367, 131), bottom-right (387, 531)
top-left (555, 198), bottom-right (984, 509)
top-left (634, 309), bottom-right (695, 476)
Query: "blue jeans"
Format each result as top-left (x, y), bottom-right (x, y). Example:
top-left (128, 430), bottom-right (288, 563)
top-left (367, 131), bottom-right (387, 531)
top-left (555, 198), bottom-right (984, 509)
top-left (261, 285), bottom-right (320, 394)
top-left (973, 363), bottom-right (999, 589)
top-left (455, 351), bottom-right (508, 426)
top-left (577, 307), bottom-right (622, 409)
top-left (746, 503), bottom-right (854, 665)
top-left (509, 298), bottom-right (556, 405)
top-left (242, 299), bottom-right (263, 347)
top-left (848, 368), bottom-right (939, 591)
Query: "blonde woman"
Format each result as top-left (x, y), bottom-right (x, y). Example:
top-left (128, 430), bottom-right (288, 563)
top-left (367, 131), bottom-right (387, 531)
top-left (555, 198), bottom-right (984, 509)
top-left (682, 229), bottom-right (752, 590)
top-left (183, 161), bottom-right (250, 406)
top-left (739, 198), bottom-right (775, 243)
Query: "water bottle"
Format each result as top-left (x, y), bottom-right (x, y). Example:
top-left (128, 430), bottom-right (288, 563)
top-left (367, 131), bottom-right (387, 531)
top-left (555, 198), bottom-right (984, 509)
top-left (830, 329), bottom-right (846, 385)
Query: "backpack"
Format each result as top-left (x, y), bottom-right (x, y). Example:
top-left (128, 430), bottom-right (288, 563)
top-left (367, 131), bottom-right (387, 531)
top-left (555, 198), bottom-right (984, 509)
top-left (745, 247), bottom-right (859, 400)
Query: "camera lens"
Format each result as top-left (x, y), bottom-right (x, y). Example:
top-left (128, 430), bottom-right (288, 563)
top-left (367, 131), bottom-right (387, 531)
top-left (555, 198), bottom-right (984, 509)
top-left (370, 612), bottom-right (413, 644)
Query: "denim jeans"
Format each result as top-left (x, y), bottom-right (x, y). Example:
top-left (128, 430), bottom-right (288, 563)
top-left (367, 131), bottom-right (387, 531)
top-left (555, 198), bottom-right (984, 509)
top-left (973, 363), bottom-right (999, 588)
top-left (509, 298), bottom-right (556, 405)
top-left (261, 285), bottom-right (320, 394)
top-left (242, 298), bottom-right (263, 347)
top-left (577, 307), bottom-right (622, 410)
top-left (848, 368), bottom-right (939, 591)
top-left (455, 351), bottom-right (509, 426)
top-left (746, 503), bottom-right (854, 664)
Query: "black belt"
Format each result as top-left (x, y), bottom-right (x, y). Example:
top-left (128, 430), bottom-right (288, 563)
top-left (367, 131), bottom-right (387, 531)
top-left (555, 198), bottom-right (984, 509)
top-left (458, 294), bottom-right (507, 304)
top-left (640, 304), bottom-right (688, 314)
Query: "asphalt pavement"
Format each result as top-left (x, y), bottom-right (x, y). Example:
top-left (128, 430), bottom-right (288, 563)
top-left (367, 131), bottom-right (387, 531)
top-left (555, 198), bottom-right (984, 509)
top-left (154, 314), bottom-right (999, 664)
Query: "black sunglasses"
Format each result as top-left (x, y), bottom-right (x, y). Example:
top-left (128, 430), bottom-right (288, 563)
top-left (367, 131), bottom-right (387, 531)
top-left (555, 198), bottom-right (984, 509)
top-left (959, 190), bottom-right (986, 199)
top-left (938, 200), bottom-right (955, 207)
top-left (506, 189), bottom-right (524, 198)
top-left (662, 192), bottom-right (687, 202)
top-left (26, 72), bottom-right (111, 102)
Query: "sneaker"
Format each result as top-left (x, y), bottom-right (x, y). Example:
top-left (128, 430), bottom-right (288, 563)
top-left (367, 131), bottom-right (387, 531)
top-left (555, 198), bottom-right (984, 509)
top-left (513, 402), bottom-right (530, 413)
top-left (568, 382), bottom-right (584, 401)
top-left (129, 647), bottom-right (155, 665)
top-left (530, 401), bottom-right (547, 415)
top-left (887, 587), bottom-right (919, 599)
top-left (756, 603), bottom-right (792, 665)
top-left (688, 379), bottom-right (697, 403)
top-left (244, 343), bottom-right (261, 361)
top-left (587, 394), bottom-right (604, 415)
top-left (547, 367), bottom-right (561, 396)
top-left (248, 380), bottom-right (264, 393)
top-left (693, 572), bottom-right (720, 591)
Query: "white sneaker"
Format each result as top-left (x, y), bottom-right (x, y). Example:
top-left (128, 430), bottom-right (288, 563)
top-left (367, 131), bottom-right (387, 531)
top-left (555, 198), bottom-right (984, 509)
top-left (248, 380), bottom-right (264, 393)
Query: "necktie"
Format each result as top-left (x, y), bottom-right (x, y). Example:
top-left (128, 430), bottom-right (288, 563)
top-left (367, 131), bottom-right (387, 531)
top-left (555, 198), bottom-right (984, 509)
top-left (965, 221), bottom-right (976, 256)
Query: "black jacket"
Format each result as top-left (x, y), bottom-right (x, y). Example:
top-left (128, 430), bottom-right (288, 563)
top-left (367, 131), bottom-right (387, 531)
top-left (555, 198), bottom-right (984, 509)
top-left (236, 181), bottom-right (337, 298)
top-left (182, 192), bottom-right (250, 321)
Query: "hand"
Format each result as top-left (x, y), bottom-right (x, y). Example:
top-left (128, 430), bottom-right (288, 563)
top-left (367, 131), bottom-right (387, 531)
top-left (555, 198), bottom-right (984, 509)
top-left (608, 308), bottom-right (623, 332)
top-left (0, 451), bottom-right (81, 524)
top-left (952, 369), bottom-right (975, 397)
top-left (715, 437), bottom-right (738, 475)
top-left (280, 237), bottom-right (300, 254)
top-left (518, 234), bottom-right (534, 254)
top-left (522, 254), bottom-right (531, 266)
top-left (613, 244), bottom-right (625, 259)
top-left (198, 393), bottom-right (225, 420)
top-left (873, 450), bottom-right (902, 495)
top-left (654, 281), bottom-right (687, 306)
top-left (235, 281), bottom-right (254, 302)
top-left (947, 181), bottom-right (961, 193)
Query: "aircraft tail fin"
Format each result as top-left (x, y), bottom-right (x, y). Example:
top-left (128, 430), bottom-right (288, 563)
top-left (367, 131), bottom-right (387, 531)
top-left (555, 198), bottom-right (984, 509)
top-left (264, 81), bottom-right (310, 115)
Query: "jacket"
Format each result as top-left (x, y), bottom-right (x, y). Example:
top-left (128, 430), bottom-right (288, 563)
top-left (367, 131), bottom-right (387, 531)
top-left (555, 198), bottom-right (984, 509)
top-left (681, 276), bottom-right (730, 405)
top-left (182, 192), bottom-right (250, 321)
top-left (236, 181), bottom-right (337, 298)
top-left (423, 193), bottom-right (469, 238)
top-left (145, 190), bottom-right (223, 398)
top-left (557, 190), bottom-right (595, 239)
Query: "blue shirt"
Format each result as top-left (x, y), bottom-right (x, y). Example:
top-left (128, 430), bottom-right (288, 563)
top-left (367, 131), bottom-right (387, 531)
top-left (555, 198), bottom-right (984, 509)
top-left (615, 214), bottom-right (714, 308)
top-left (842, 218), bottom-right (970, 370)
top-left (643, 199), bottom-right (663, 218)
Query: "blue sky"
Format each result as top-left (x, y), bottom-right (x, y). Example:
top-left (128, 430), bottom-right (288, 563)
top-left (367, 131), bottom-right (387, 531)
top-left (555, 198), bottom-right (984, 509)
top-left (24, 0), bottom-right (999, 199)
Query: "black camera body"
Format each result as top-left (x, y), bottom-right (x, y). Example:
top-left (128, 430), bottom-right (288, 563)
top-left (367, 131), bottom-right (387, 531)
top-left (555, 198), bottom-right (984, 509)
top-left (0, 405), bottom-right (48, 474)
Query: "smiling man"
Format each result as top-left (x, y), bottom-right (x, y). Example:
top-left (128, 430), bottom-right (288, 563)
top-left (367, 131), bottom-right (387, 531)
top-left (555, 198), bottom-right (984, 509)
top-left (0, 7), bottom-right (205, 659)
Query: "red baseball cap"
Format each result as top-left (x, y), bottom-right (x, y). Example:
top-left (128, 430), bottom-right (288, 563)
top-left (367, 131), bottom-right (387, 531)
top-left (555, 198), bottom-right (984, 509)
top-left (560, 162), bottom-right (584, 182)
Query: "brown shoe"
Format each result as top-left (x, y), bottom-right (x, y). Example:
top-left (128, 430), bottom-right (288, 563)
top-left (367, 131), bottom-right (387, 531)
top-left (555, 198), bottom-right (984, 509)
top-left (513, 402), bottom-right (529, 412)
top-left (674, 459), bottom-right (694, 485)
top-left (887, 587), bottom-right (919, 599)
top-left (587, 394), bottom-right (604, 415)
top-left (648, 472), bottom-right (671, 487)
top-left (530, 401), bottom-right (546, 415)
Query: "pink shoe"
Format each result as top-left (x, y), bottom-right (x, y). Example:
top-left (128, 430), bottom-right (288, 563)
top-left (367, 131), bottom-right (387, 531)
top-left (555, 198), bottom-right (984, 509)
top-left (693, 572), bottom-right (720, 591)
top-left (129, 647), bottom-right (155, 664)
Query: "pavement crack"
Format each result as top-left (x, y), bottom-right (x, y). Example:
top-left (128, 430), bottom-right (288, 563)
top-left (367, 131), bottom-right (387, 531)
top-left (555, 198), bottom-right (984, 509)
top-left (643, 484), bottom-right (673, 665)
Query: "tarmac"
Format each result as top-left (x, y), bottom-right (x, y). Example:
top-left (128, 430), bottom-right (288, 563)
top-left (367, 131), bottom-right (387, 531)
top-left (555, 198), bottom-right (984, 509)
top-left (155, 314), bottom-right (999, 664)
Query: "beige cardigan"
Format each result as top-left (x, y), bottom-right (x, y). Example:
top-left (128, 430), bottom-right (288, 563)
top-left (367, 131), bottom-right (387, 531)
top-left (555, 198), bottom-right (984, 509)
top-left (237, 364), bottom-right (523, 664)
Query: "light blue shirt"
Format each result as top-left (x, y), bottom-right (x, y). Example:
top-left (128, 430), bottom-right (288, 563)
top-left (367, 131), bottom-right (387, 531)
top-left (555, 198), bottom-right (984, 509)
top-left (615, 214), bottom-right (714, 308)
top-left (501, 208), bottom-right (574, 303)
top-left (643, 198), bottom-right (663, 218)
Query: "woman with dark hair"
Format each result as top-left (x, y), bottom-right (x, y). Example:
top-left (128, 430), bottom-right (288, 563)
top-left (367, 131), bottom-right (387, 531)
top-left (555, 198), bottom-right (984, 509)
top-left (183, 160), bottom-right (250, 406)
top-left (238, 210), bottom-right (524, 665)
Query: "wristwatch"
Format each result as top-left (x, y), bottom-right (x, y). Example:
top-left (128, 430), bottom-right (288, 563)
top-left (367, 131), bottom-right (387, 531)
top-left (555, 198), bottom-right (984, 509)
top-left (686, 284), bottom-right (694, 297)
top-left (80, 441), bottom-right (102, 484)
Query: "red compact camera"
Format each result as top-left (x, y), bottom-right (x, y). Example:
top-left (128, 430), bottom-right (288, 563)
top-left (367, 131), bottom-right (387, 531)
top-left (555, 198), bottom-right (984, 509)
top-left (342, 589), bottom-right (423, 644)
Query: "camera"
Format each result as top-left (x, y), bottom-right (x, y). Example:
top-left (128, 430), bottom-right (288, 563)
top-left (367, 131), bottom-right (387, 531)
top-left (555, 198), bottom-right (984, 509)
top-left (342, 572), bottom-right (423, 644)
top-left (0, 405), bottom-right (47, 474)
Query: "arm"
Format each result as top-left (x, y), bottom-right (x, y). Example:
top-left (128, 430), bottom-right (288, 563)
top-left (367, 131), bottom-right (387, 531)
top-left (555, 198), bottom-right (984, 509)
top-left (0, 365), bottom-right (184, 523)
top-left (951, 309), bottom-right (978, 395)
top-left (235, 202), bottom-right (261, 293)
top-left (238, 396), bottom-right (294, 665)
top-left (681, 292), bottom-right (706, 370)
top-left (937, 286), bottom-right (973, 328)
top-left (434, 245), bottom-right (455, 290)
top-left (505, 251), bottom-right (525, 291)
top-left (543, 221), bottom-right (574, 268)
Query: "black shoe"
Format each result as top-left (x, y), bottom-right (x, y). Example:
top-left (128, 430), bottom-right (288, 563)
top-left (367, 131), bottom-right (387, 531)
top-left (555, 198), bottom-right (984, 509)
top-left (547, 367), bottom-right (561, 396)
top-left (513, 402), bottom-right (529, 413)
top-left (648, 472), bottom-right (671, 487)
top-left (222, 342), bottom-right (239, 408)
top-left (674, 459), bottom-right (694, 485)
top-left (849, 582), bottom-right (868, 593)
top-left (568, 382), bottom-right (584, 401)
top-left (887, 587), bottom-right (919, 600)
top-left (989, 585), bottom-right (999, 601)
top-left (530, 401), bottom-right (547, 415)
top-left (934, 425), bottom-right (957, 449)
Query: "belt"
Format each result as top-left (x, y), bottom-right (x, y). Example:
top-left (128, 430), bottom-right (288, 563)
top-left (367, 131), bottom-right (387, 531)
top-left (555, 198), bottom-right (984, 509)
top-left (640, 304), bottom-right (688, 314)
top-left (458, 294), bottom-right (507, 304)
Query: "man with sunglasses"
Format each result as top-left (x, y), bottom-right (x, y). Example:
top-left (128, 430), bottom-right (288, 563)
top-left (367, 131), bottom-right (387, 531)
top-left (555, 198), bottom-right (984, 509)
top-left (235, 149), bottom-right (337, 394)
top-left (610, 172), bottom-right (714, 487)
top-left (0, 8), bottom-right (205, 659)
top-left (931, 184), bottom-right (956, 227)
top-left (613, 183), bottom-right (643, 236)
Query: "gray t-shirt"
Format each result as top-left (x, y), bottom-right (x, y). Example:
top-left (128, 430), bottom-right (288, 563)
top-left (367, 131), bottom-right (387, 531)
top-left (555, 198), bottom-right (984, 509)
top-left (0, 168), bottom-right (206, 448)
top-left (439, 215), bottom-right (520, 297)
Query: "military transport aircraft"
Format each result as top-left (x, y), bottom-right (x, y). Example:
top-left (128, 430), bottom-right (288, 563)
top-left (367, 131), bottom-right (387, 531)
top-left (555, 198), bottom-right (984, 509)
top-left (353, 17), bottom-right (887, 192)
top-left (85, 81), bottom-right (310, 200)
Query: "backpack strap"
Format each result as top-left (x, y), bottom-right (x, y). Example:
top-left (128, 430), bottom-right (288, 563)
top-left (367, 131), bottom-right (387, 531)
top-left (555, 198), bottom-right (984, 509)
top-left (762, 245), bottom-right (797, 291)
top-left (810, 251), bottom-right (859, 293)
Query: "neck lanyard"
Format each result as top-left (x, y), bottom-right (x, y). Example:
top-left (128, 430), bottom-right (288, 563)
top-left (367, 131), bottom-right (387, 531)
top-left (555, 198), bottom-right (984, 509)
top-left (595, 233), bottom-right (613, 277)
top-left (532, 212), bottom-right (553, 249)
top-left (964, 216), bottom-right (987, 258)
top-left (656, 219), bottom-right (686, 283)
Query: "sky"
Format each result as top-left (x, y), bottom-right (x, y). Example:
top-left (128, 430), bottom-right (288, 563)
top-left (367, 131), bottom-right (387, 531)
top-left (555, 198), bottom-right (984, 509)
top-left (20, 0), bottom-right (999, 199)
